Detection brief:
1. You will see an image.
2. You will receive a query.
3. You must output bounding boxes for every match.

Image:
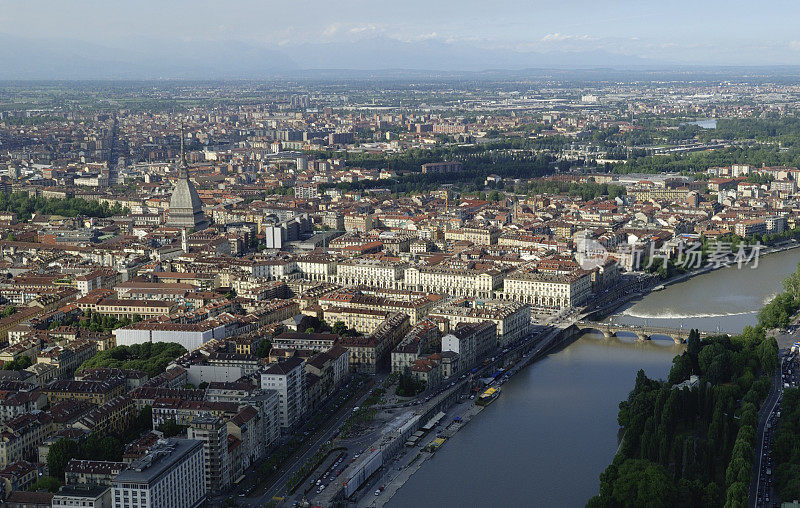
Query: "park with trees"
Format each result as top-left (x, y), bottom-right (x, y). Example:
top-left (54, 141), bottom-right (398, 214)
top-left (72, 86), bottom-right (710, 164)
top-left (588, 328), bottom-right (777, 508)
top-left (76, 341), bottom-right (186, 378)
top-left (0, 191), bottom-right (128, 222)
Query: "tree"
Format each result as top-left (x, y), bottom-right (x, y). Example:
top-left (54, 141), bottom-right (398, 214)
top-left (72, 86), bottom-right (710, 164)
top-left (133, 405), bottom-right (153, 434)
top-left (99, 436), bottom-right (123, 462)
top-left (2, 355), bottom-right (32, 371)
top-left (723, 481), bottom-right (748, 508)
top-left (157, 418), bottom-right (186, 438)
top-left (47, 438), bottom-right (80, 479)
top-left (254, 339), bottom-right (271, 358)
top-left (668, 353), bottom-right (692, 385)
top-left (687, 330), bottom-right (701, 357)
top-left (77, 342), bottom-right (186, 377)
top-left (29, 476), bottom-right (62, 493)
top-left (591, 458), bottom-right (678, 507)
top-left (332, 321), bottom-right (348, 336)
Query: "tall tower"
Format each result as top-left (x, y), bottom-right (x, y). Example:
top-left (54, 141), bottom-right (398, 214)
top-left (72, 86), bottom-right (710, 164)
top-left (166, 125), bottom-right (207, 230)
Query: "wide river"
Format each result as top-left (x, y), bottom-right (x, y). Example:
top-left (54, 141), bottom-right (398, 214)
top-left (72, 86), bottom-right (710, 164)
top-left (388, 247), bottom-right (800, 507)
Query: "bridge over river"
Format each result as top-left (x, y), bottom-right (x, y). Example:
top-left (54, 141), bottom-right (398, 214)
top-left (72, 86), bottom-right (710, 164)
top-left (575, 321), bottom-right (716, 344)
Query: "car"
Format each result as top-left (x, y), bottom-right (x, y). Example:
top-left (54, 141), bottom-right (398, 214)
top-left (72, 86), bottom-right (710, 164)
top-left (354, 453), bottom-right (360, 458)
top-left (375, 490), bottom-right (381, 496)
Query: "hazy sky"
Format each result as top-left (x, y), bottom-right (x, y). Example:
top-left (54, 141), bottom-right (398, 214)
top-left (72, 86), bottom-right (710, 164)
top-left (3, 0), bottom-right (800, 66)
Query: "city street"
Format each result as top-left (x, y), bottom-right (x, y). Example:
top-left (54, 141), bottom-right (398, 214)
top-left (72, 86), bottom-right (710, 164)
top-left (751, 330), bottom-right (800, 507)
top-left (239, 376), bottom-right (379, 506)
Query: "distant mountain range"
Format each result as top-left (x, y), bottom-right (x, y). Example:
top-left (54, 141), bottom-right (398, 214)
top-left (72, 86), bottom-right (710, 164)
top-left (2, 33), bottom-right (800, 80)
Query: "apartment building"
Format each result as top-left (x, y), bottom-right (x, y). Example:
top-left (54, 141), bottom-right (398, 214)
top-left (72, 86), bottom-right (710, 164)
top-left (37, 340), bottom-right (98, 379)
top-left (502, 269), bottom-right (592, 311)
top-left (403, 265), bottom-right (503, 300)
top-left (421, 161), bottom-right (462, 174)
top-left (260, 357), bottom-right (306, 429)
top-left (322, 306), bottom-right (390, 334)
top-left (271, 332), bottom-right (339, 352)
top-left (429, 300), bottom-right (529, 347)
top-left (73, 395), bottom-right (136, 436)
top-left (444, 226), bottom-right (500, 246)
top-left (734, 219), bottom-right (767, 238)
top-left (151, 400), bottom-right (238, 428)
top-left (44, 378), bottom-right (126, 406)
top-left (64, 459), bottom-right (126, 486)
top-left (187, 415), bottom-right (230, 495)
top-left (335, 259), bottom-right (406, 290)
top-left (441, 321), bottom-right (497, 372)
top-left (296, 254), bottom-right (339, 282)
top-left (241, 390), bottom-right (281, 448)
top-left (0, 413), bottom-right (54, 467)
top-left (343, 213), bottom-right (373, 233)
top-left (391, 319), bottom-right (443, 374)
top-left (111, 438), bottom-right (206, 508)
top-left (318, 288), bottom-right (439, 325)
top-left (339, 313), bottom-right (410, 374)
top-left (51, 484), bottom-right (111, 508)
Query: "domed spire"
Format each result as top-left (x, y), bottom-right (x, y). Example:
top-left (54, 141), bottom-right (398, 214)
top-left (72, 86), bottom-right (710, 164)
top-left (178, 123), bottom-right (188, 179)
top-left (167, 123), bottom-right (207, 229)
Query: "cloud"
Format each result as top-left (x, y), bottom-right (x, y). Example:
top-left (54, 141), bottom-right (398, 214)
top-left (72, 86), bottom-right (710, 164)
top-left (348, 23), bottom-right (384, 34)
top-left (540, 33), bottom-right (593, 43)
top-left (790, 41), bottom-right (800, 51)
top-left (322, 23), bottom-right (341, 37)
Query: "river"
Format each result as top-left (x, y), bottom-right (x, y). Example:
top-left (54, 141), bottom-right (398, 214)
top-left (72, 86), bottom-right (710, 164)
top-left (387, 247), bottom-right (800, 507)
top-left (683, 118), bottom-right (717, 129)
top-left (615, 246), bottom-right (800, 334)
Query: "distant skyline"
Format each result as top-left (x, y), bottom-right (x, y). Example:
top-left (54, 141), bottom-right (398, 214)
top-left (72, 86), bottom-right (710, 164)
top-left (2, 0), bottom-right (800, 78)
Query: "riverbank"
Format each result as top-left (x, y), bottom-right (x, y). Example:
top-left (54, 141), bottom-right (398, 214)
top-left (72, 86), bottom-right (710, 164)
top-left (663, 240), bottom-right (800, 289)
top-left (363, 402), bottom-right (487, 507)
top-left (384, 336), bottom-right (681, 507)
top-left (354, 324), bottom-right (570, 507)
top-left (359, 243), bottom-right (800, 507)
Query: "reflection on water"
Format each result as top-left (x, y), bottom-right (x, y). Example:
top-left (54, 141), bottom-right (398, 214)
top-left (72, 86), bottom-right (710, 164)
top-left (388, 336), bottom-right (680, 508)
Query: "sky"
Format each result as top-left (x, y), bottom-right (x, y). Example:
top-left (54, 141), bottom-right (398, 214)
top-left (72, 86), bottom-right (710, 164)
top-left (1, 0), bottom-right (800, 77)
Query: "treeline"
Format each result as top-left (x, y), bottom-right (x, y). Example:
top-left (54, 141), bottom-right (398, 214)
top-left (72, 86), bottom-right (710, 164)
top-left (312, 136), bottom-right (571, 172)
top-left (610, 145), bottom-right (800, 175)
top-left (760, 262), bottom-right (800, 329)
top-left (77, 342), bottom-right (186, 378)
top-left (0, 191), bottom-right (128, 222)
top-left (514, 180), bottom-right (627, 201)
top-left (321, 153), bottom-right (557, 195)
top-left (772, 387), bottom-right (800, 500)
top-left (589, 323), bottom-right (779, 508)
top-left (52, 310), bottom-right (142, 334)
top-left (706, 116), bottom-right (800, 147)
